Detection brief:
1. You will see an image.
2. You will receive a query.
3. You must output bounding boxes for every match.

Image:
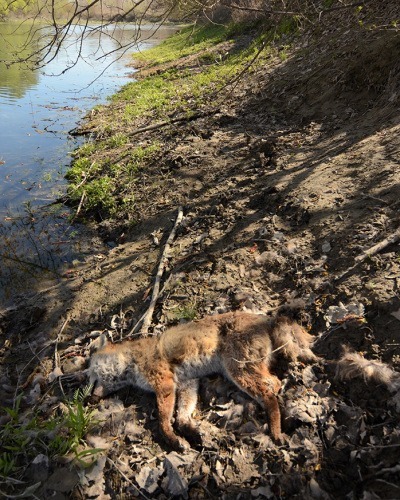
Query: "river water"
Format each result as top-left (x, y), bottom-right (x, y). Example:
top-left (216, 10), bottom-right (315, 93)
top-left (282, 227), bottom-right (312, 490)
top-left (0, 21), bottom-right (175, 304)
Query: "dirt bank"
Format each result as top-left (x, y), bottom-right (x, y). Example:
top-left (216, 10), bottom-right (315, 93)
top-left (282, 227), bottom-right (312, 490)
top-left (1, 4), bottom-right (400, 498)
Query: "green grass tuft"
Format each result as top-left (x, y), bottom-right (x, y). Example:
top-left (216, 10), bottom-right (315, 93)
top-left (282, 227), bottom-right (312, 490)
top-left (133, 24), bottom-right (229, 66)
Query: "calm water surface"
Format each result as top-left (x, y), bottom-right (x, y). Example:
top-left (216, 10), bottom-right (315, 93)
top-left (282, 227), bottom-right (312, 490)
top-left (0, 22), bottom-right (175, 304)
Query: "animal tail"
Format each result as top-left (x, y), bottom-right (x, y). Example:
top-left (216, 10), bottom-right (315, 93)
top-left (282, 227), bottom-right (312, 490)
top-left (335, 346), bottom-right (400, 392)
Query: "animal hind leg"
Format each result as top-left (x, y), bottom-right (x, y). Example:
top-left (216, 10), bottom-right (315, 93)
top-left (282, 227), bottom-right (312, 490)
top-left (225, 362), bottom-right (283, 441)
top-left (154, 374), bottom-right (189, 451)
top-left (175, 379), bottom-right (202, 446)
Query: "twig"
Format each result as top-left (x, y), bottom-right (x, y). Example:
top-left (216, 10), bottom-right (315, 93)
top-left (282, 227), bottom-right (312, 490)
top-left (372, 479), bottom-right (400, 491)
top-left (17, 338), bottom-right (58, 403)
top-left (223, 0), bottom-right (374, 17)
top-left (72, 171), bottom-right (88, 192)
top-left (107, 457), bottom-right (151, 500)
top-left (128, 110), bottom-right (218, 138)
top-left (140, 206), bottom-right (184, 334)
top-left (362, 194), bottom-right (389, 205)
top-left (130, 207), bottom-right (184, 336)
top-left (219, 39), bottom-right (268, 92)
top-left (220, 2), bottom-right (299, 15)
top-left (334, 226), bottom-right (400, 282)
top-left (364, 464), bottom-right (400, 480)
top-left (55, 316), bottom-right (70, 370)
top-left (232, 341), bottom-right (290, 364)
top-left (72, 190), bottom-right (86, 221)
top-left (319, 0), bottom-right (374, 17)
top-left (354, 227), bottom-right (400, 263)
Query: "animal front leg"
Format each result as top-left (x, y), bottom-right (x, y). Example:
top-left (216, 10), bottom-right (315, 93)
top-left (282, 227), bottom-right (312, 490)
top-left (225, 363), bottom-right (283, 442)
top-left (155, 379), bottom-right (189, 451)
top-left (175, 379), bottom-right (202, 446)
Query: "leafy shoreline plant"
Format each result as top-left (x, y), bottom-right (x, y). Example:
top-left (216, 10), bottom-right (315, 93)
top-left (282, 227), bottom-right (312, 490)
top-left (0, 385), bottom-right (100, 490)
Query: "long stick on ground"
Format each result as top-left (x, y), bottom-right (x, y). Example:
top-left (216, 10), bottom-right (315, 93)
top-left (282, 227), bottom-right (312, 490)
top-left (127, 110), bottom-right (217, 138)
top-left (134, 207), bottom-right (184, 336)
top-left (335, 226), bottom-right (400, 282)
top-left (354, 226), bottom-right (400, 263)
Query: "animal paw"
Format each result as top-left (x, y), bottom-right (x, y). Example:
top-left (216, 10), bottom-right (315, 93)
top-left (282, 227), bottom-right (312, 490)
top-left (187, 429), bottom-right (203, 449)
top-left (170, 436), bottom-right (191, 452)
top-left (179, 424), bottom-right (203, 448)
top-left (275, 432), bottom-right (290, 446)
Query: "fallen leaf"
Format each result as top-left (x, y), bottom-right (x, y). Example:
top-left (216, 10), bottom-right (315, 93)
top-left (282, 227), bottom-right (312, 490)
top-left (46, 468), bottom-right (79, 493)
top-left (324, 302), bottom-right (365, 326)
top-left (390, 308), bottom-right (400, 321)
top-left (163, 456), bottom-right (188, 498)
top-left (321, 240), bottom-right (331, 253)
top-left (136, 465), bottom-right (163, 494)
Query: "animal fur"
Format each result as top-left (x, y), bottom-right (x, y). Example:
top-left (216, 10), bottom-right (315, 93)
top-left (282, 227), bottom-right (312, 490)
top-left (336, 347), bottom-right (400, 392)
top-left (88, 311), bottom-right (317, 451)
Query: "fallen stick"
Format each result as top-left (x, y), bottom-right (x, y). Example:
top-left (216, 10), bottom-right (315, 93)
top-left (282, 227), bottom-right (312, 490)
top-left (335, 226), bottom-right (400, 282)
top-left (130, 207), bottom-right (184, 336)
top-left (354, 226), bottom-right (400, 263)
top-left (128, 110), bottom-right (218, 138)
top-left (70, 109), bottom-right (218, 138)
top-left (72, 190), bottom-right (86, 221)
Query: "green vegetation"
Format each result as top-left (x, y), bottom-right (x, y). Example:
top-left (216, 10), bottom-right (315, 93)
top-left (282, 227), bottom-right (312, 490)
top-left (114, 25), bottom-right (274, 123)
top-left (0, 0), bottom-right (31, 16)
top-left (66, 21), bottom-right (294, 221)
top-left (115, 75), bottom-right (178, 119)
top-left (133, 24), bottom-right (229, 66)
top-left (0, 386), bottom-right (100, 483)
top-left (67, 141), bottom-right (161, 219)
top-left (175, 301), bottom-right (198, 321)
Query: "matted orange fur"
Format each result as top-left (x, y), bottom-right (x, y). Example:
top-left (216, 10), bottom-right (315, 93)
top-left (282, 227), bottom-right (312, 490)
top-left (88, 311), bottom-right (317, 451)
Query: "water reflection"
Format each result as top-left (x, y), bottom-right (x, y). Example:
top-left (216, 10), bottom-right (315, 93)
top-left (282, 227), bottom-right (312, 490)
top-left (0, 22), bottom-right (177, 305)
top-left (0, 22), bottom-right (39, 100)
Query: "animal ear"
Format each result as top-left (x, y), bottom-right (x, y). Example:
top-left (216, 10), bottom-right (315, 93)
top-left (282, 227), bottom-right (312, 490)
top-left (89, 333), bottom-right (108, 354)
top-left (98, 333), bottom-right (108, 349)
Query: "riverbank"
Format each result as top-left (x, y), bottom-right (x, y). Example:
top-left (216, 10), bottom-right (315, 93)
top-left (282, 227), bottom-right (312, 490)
top-left (0, 21), bottom-right (178, 306)
top-left (2, 4), bottom-right (400, 497)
